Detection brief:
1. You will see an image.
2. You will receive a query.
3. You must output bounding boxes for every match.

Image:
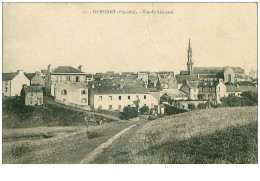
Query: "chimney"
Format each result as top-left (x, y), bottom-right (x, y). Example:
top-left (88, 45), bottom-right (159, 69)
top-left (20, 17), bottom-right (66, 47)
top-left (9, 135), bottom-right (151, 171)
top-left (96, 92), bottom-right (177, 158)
top-left (218, 78), bottom-right (223, 82)
top-left (48, 64), bottom-right (52, 74)
top-left (92, 84), bottom-right (95, 88)
top-left (78, 65), bottom-right (82, 72)
top-left (120, 84), bottom-right (123, 89)
top-left (236, 84), bottom-right (239, 88)
top-left (144, 83), bottom-right (148, 88)
top-left (17, 70), bottom-right (24, 74)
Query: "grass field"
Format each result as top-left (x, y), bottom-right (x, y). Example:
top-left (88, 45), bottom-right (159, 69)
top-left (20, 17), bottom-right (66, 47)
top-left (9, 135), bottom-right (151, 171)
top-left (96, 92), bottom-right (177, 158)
top-left (2, 97), bottom-right (119, 129)
top-left (103, 106), bottom-right (258, 164)
top-left (2, 120), bottom-right (137, 164)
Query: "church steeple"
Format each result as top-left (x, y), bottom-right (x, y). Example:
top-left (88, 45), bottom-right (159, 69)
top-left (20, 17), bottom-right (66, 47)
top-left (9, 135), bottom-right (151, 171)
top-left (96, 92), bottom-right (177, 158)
top-left (187, 38), bottom-right (194, 75)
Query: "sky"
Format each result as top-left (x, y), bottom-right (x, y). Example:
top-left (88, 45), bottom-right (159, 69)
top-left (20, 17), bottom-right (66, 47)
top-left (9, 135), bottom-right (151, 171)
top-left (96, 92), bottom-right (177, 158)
top-left (3, 3), bottom-right (257, 74)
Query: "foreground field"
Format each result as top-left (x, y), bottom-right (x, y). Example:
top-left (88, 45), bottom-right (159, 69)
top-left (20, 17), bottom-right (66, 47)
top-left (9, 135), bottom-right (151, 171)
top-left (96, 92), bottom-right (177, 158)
top-left (93, 106), bottom-right (258, 164)
top-left (2, 120), bottom-right (137, 164)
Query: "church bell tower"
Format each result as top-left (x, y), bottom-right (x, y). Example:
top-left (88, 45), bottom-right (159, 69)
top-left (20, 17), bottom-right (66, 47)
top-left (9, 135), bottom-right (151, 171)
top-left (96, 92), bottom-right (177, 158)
top-left (187, 38), bottom-right (194, 75)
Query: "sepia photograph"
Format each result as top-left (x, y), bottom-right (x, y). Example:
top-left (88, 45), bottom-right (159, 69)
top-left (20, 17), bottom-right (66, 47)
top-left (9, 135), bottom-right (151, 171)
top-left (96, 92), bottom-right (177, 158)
top-left (1, 2), bottom-right (258, 165)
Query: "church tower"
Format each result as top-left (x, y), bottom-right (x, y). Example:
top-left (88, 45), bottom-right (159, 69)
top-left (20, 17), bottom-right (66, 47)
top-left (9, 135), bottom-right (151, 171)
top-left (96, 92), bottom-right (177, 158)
top-left (187, 38), bottom-right (194, 75)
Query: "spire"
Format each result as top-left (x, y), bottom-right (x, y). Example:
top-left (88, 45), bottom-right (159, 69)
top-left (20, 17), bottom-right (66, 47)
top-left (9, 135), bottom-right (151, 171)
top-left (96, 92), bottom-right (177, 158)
top-left (187, 38), bottom-right (194, 75)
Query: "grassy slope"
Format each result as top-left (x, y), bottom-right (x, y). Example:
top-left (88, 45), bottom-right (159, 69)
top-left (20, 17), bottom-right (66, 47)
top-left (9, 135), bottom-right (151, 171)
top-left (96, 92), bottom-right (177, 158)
top-left (106, 107), bottom-right (258, 164)
top-left (2, 120), bottom-right (137, 164)
top-left (2, 97), bottom-right (119, 129)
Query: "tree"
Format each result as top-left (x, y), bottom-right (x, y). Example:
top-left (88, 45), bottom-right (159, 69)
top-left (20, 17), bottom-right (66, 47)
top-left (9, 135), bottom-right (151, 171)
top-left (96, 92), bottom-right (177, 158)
top-left (139, 105), bottom-right (150, 115)
top-left (241, 91), bottom-right (257, 105)
top-left (133, 97), bottom-right (140, 112)
top-left (188, 103), bottom-right (196, 110)
top-left (197, 103), bottom-right (206, 109)
top-left (119, 106), bottom-right (139, 120)
top-left (160, 93), bottom-right (170, 104)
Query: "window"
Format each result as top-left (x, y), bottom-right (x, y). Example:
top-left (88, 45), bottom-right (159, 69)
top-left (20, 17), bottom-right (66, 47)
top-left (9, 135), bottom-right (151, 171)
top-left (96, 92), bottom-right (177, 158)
top-left (98, 105), bottom-right (102, 110)
top-left (218, 87), bottom-right (220, 92)
top-left (144, 95), bottom-right (146, 99)
top-left (5, 81), bottom-right (8, 85)
top-left (81, 98), bottom-right (87, 103)
top-left (151, 103), bottom-right (154, 108)
top-left (60, 76), bottom-right (62, 83)
top-left (81, 90), bottom-right (87, 95)
top-left (144, 104), bottom-right (146, 107)
top-left (61, 90), bottom-right (67, 95)
top-left (109, 96), bottom-right (112, 100)
top-left (66, 76), bottom-right (71, 81)
top-left (109, 105), bottom-right (112, 110)
top-left (228, 74), bottom-right (232, 82)
top-left (119, 96), bottom-right (121, 100)
top-left (5, 87), bottom-right (8, 92)
top-left (128, 96), bottom-right (130, 100)
top-left (118, 105), bottom-right (122, 110)
top-left (76, 76), bottom-right (80, 82)
top-left (99, 96), bottom-right (102, 101)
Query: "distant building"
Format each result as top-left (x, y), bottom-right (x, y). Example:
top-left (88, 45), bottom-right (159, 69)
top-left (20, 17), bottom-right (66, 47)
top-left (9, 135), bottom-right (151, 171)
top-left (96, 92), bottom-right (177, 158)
top-left (178, 39), bottom-right (244, 84)
top-left (225, 84), bottom-right (257, 97)
top-left (180, 80), bottom-right (199, 100)
top-left (21, 85), bottom-right (43, 106)
top-left (54, 83), bottom-right (89, 110)
top-left (88, 82), bottom-right (159, 111)
top-left (25, 71), bottom-right (45, 86)
top-left (45, 65), bottom-right (86, 96)
top-left (157, 71), bottom-right (174, 78)
top-left (161, 89), bottom-right (188, 100)
top-left (2, 70), bottom-right (30, 97)
top-left (137, 72), bottom-right (149, 85)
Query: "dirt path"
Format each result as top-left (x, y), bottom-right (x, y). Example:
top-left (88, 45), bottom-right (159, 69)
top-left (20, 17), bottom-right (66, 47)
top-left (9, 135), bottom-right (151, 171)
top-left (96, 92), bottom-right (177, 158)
top-left (89, 120), bottom-right (148, 163)
top-left (80, 124), bottom-right (137, 164)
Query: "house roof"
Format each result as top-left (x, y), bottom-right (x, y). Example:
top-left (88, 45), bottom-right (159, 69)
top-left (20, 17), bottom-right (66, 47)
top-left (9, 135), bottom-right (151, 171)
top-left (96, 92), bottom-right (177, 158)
top-left (52, 66), bottom-right (83, 74)
top-left (122, 85), bottom-right (149, 94)
top-left (24, 86), bottom-right (43, 93)
top-left (94, 85), bottom-right (125, 95)
top-left (193, 67), bottom-right (223, 75)
top-left (159, 78), bottom-right (170, 84)
top-left (162, 89), bottom-right (188, 96)
top-left (148, 87), bottom-right (159, 92)
top-left (24, 73), bottom-right (36, 80)
top-left (150, 92), bottom-right (160, 100)
top-left (226, 85), bottom-right (241, 92)
top-left (187, 81), bottom-right (199, 88)
top-left (239, 86), bottom-right (257, 92)
top-left (2, 72), bottom-right (18, 81)
top-left (175, 74), bottom-right (199, 84)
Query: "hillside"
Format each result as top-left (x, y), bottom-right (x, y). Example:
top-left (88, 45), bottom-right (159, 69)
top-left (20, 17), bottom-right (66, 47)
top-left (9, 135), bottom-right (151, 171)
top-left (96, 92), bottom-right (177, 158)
top-left (93, 106), bottom-right (258, 164)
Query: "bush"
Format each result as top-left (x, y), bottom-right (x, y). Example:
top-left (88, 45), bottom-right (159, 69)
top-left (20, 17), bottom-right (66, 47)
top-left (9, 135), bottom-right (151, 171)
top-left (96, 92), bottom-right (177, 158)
top-left (188, 103), bottom-right (196, 110)
top-left (139, 105), bottom-right (150, 115)
top-left (220, 91), bottom-right (258, 107)
top-left (197, 103), bottom-right (206, 109)
top-left (119, 106), bottom-right (139, 120)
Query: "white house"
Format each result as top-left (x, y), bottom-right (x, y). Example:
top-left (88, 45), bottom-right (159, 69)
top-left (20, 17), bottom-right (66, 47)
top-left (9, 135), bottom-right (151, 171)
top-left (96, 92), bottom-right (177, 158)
top-left (45, 64), bottom-right (86, 96)
top-left (89, 84), bottom-right (159, 111)
top-left (2, 70), bottom-right (30, 97)
top-left (54, 83), bottom-right (89, 110)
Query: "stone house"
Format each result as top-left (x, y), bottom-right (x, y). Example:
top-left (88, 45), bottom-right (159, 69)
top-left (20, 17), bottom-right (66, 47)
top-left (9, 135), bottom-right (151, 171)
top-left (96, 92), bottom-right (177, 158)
top-left (2, 70), bottom-right (30, 97)
top-left (54, 83), bottom-right (89, 110)
top-left (88, 83), bottom-right (159, 111)
top-left (45, 64), bottom-right (86, 96)
top-left (21, 85), bottom-right (43, 106)
top-left (180, 80), bottom-right (199, 100)
top-left (25, 71), bottom-right (45, 86)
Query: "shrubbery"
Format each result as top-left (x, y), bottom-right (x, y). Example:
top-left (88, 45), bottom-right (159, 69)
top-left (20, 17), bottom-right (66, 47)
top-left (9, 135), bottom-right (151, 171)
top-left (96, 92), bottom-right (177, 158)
top-left (139, 105), bottom-right (150, 115)
top-left (119, 106), bottom-right (139, 120)
top-left (220, 91), bottom-right (257, 107)
top-left (188, 103), bottom-right (196, 110)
